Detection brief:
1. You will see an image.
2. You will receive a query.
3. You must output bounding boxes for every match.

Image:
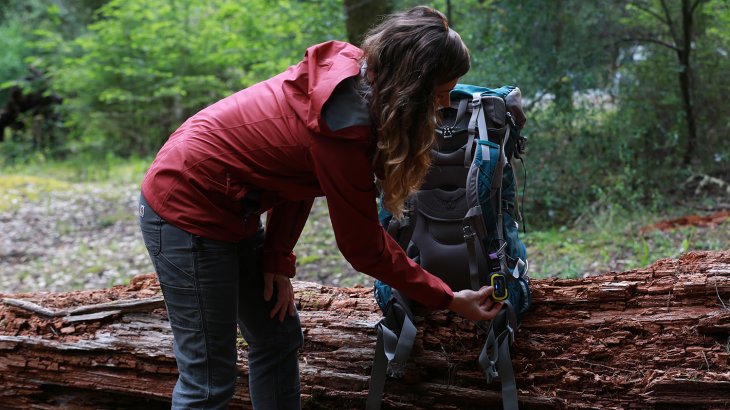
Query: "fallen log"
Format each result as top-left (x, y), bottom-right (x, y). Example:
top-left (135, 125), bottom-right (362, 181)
top-left (1, 250), bottom-right (729, 409)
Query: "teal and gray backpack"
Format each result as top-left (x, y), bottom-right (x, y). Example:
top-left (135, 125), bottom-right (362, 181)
top-left (367, 84), bottom-right (531, 410)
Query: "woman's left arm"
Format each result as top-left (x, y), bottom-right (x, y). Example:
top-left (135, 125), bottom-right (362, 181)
top-left (261, 199), bottom-right (314, 321)
top-left (261, 199), bottom-right (315, 278)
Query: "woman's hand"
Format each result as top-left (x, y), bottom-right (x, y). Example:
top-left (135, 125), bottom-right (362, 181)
top-left (263, 272), bottom-right (296, 322)
top-left (449, 286), bottom-right (503, 321)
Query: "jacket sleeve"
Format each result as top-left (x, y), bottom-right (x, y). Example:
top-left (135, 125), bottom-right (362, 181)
top-left (309, 134), bottom-right (454, 310)
top-left (262, 199), bottom-right (315, 277)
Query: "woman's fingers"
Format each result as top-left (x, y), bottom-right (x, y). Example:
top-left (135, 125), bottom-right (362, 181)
top-left (264, 273), bottom-right (296, 321)
top-left (484, 301), bottom-right (503, 320)
top-left (288, 281), bottom-right (296, 317)
top-left (463, 287), bottom-right (504, 321)
top-left (263, 272), bottom-right (275, 302)
top-left (477, 286), bottom-right (494, 304)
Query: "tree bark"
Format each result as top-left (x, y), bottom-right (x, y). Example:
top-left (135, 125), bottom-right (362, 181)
top-left (1, 250), bottom-right (729, 409)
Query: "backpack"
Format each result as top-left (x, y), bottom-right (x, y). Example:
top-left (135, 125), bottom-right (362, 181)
top-left (366, 84), bottom-right (531, 410)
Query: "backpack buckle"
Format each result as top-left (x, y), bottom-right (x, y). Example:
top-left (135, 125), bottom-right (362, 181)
top-left (442, 126), bottom-right (454, 138)
top-left (506, 111), bottom-right (517, 129)
top-left (462, 225), bottom-right (476, 240)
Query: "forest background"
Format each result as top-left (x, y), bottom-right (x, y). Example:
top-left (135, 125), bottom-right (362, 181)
top-left (0, 0), bottom-right (728, 293)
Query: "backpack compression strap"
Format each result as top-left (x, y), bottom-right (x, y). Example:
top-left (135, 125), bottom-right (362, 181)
top-left (463, 92), bottom-right (521, 409)
top-left (366, 292), bottom-right (417, 410)
top-left (463, 92), bottom-right (493, 291)
top-left (464, 204), bottom-right (486, 291)
top-left (478, 302), bottom-right (520, 410)
top-left (465, 92), bottom-right (489, 167)
top-left (491, 119), bottom-right (511, 274)
top-left (385, 201), bottom-right (417, 251)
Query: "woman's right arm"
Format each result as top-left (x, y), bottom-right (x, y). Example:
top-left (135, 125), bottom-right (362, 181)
top-left (311, 133), bottom-right (506, 321)
top-left (310, 133), bottom-right (454, 310)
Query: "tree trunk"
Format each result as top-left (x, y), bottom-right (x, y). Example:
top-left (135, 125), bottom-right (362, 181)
top-left (678, 0), bottom-right (698, 166)
top-left (343, 0), bottom-right (392, 47)
top-left (551, 0), bottom-right (574, 116)
top-left (627, 0), bottom-right (705, 166)
top-left (1, 250), bottom-right (729, 409)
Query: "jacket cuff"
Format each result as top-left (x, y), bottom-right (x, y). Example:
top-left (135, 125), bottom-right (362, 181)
top-left (434, 286), bottom-right (455, 310)
top-left (262, 250), bottom-right (297, 278)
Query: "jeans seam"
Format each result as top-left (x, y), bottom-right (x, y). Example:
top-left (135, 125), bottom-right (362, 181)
top-left (158, 252), bottom-right (196, 282)
top-left (273, 347), bottom-right (280, 410)
top-left (192, 239), bottom-right (212, 409)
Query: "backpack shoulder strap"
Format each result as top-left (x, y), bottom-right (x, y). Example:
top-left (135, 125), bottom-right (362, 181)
top-left (463, 142), bottom-right (491, 291)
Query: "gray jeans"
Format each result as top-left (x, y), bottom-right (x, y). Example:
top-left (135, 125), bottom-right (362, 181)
top-left (138, 193), bottom-right (303, 410)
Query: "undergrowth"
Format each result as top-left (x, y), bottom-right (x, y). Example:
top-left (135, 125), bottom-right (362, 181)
top-left (1, 153), bottom-right (151, 184)
top-left (1, 158), bottom-right (728, 292)
top-left (524, 206), bottom-right (730, 279)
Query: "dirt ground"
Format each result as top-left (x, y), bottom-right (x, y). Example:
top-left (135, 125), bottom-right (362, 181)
top-left (0, 179), bottom-right (727, 294)
top-left (640, 210), bottom-right (730, 233)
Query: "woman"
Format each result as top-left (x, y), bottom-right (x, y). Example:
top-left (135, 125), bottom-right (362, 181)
top-left (139, 6), bottom-right (503, 409)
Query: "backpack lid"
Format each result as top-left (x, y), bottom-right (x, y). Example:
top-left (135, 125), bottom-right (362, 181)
top-left (451, 84), bottom-right (526, 129)
top-left (451, 84), bottom-right (516, 100)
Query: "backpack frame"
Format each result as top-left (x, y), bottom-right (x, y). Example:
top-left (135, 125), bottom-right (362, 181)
top-left (367, 85), bottom-right (531, 410)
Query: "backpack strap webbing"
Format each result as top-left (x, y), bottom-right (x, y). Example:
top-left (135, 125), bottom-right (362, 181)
top-left (478, 302), bottom-right (520, 410)
top-left (465, 92), bottom-right (485, 167)
top-left (490, 124), bottom-right (511, 274)
top-left (366, 292), bottom-right (416, 410)
top-left (454, 97), bottom-right (469, 126)
top-left (463, 204), bottom-right (487, 291)
top-left (437, 98), bottom-right (469, 138)
top-left (385, 199), bottom-right (417, 252)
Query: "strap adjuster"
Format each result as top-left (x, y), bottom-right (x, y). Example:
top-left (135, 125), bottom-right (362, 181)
top-left (463, 225), bottom-right (476, 240)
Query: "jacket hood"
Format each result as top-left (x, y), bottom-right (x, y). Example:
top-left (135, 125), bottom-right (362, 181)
top-left (281, 41), bottom-right (364, 137)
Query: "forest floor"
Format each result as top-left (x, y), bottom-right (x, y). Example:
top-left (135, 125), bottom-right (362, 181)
top-left (0, 175), bottom-right (729, 294)
top-left (0, 179), bottom-right (366, 293)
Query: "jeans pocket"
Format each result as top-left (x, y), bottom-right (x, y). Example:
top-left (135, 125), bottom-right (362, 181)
top-left (140, 221), bottom-right (162, 257)
top-left (156, 222), bottom-right (197, 280)
top-left (193, 235), bottom-right (238, 254)
top-left (160, 282), bottom-right (202, 331)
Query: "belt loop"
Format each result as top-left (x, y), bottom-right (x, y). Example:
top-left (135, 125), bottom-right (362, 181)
top-left (191, 234), bottom-right (203, 251)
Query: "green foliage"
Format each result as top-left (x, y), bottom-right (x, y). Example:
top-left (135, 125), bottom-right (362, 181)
top-left (608, 0), bottom-right (729, 177)
top-left (0, 1), bottom-right (51, 107)
top-left (1, 0), bottom-right (729, 232)
top-left (463, 0), bottom-right (621, 109)
top-left (0, 0), bottom-right (106, 156)
top-left (458, 0), bottom-right (728, 227)
top-left (1, 152), bottom-right (152, 184)
top-left (0, 20), bottom-right (29, 106)
top-left (39, 0), bottom-right (344, 157)
top-left (525, 206), bottom-right (730, 279)
top-left (693, 1), bottom-right (730, 169)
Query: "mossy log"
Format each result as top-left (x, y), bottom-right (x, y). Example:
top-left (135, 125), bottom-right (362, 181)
top-left (1, 250), bottom-right (729, 409)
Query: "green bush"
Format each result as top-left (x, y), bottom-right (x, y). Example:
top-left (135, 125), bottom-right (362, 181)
top-left (39, 0), bottom-right (344, 157)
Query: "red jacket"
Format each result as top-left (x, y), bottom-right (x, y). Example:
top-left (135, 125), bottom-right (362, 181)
top-left (141, 41), bottom-right (454, 310)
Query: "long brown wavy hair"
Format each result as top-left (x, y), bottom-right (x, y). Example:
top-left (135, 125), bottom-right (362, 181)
top-left (361, 6), bottom-right (471, 219)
